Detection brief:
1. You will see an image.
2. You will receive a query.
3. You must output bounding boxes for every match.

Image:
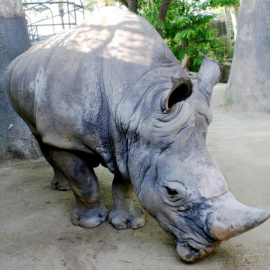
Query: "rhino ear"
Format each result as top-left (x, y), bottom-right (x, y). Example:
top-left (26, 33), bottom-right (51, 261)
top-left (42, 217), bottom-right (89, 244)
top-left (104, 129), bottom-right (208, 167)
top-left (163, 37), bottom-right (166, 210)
top-left (197, 58), bottom-right (222, 105)
top-left (164, 79), bottom-right (193, 111)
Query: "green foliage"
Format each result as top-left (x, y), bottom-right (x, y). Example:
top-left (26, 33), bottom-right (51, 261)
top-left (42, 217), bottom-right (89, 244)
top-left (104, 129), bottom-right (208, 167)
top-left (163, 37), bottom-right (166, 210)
top-left (83, 0), bottom-right (116, 11)
top-left (208, 0), bottom-right (240, 7)
top-left (139, 0), bottom-right (236, 71)
top-left (83, 0), bottom-right (237, 71)
top-left (138, 0), bottom-right (163, 28)
top-left (84, 0), bottom-right (101, 11)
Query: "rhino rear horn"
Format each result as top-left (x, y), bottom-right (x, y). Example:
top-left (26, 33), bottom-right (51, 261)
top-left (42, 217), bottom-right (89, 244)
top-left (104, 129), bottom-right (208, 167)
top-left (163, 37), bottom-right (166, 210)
top-left (197, 58), bottom-right (222, 106)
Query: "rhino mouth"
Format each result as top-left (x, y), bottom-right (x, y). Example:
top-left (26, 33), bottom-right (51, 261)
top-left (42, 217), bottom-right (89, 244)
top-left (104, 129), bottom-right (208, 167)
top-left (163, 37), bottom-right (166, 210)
top-left (176, 238), bottom-right (220, 263)
top-left (166, 223), bottom-right (220, 263)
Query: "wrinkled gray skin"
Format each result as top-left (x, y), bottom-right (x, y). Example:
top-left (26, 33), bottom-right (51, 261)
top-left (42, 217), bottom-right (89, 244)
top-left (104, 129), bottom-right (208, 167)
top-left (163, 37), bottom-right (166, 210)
top-left (5, 7), bottom-right (270, 263)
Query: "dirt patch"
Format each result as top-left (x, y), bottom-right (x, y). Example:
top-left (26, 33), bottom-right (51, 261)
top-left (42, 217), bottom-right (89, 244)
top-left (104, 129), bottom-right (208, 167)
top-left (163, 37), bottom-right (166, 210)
top-left (0, 83), bottom-right (270, 270)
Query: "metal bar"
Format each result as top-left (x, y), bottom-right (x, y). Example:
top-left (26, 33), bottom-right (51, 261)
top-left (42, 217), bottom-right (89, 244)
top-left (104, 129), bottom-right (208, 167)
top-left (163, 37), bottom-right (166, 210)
top-left (27, 23), bottom-right (76, 26)
top-left (79, 0), bottom-right (85, 18)
top-left (23, 1), bottom-right (85, 42)
top-left (67, 2), bottom-right (71, 29)
top-left (29, 8), bottom-right (76, 25)
top-left (24, 4), bottom-right (43, 11)
top-left (73, 3), bottom-right (77, 25)
top-left (25, 2), bottom-right (77, 5)
top-left (25, 14), bottom-right (32, 25)
top-left (36, 34), bottom-right (54, 38)
top-left (24, 2), bottom-right (84, 9)
top-left (36, 25), bottom-right (39, 41)
top-left (25, 3), bottom-right (56, 34)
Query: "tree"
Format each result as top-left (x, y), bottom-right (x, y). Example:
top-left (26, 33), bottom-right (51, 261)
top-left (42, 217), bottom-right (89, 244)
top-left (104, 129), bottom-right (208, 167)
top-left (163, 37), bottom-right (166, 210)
top-left (162, 0), bottom-right (218, 70)
top-left (118, 0), bottom-right (138, 12)
top-left (119, 0), bottom-right (173, 33)
top-left (0, 0), bottom-right (25, 16)
top-left (225, 0), bottom-right (270, 112)
top-left (118, 0), bottom-right (172, 32)
top-left (83, 0), bottom-right (239, 70)
top-left (139, 0), bottom-right (238, 71)
top-left (0, 0), bottom-right (39, 159)
top-left (156, 0), bottom-right (172, 35)
top-left (85, 0), bottom-right (116, 10)
top-left (229, 5), bottom-right (239, 40)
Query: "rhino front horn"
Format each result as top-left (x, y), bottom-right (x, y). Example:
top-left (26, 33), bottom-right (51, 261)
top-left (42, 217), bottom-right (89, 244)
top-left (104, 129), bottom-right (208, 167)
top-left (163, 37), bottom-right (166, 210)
top-left (208, 192), bottom-right (270, 241)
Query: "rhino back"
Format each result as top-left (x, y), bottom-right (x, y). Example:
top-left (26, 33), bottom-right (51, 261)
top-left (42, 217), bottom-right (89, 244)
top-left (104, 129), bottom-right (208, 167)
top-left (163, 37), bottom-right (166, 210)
top-left (5, 6), bottom-right (180, 171)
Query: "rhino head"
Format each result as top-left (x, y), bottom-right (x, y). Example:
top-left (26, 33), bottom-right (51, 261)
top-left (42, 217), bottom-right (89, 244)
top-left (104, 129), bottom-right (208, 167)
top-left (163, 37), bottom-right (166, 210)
top-left (126, 58), bottom-right (270, 262)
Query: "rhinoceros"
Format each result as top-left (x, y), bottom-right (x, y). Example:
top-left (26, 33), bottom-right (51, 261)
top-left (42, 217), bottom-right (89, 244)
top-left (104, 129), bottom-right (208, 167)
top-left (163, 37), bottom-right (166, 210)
top-left (4, 6), bottom-right (270, 262)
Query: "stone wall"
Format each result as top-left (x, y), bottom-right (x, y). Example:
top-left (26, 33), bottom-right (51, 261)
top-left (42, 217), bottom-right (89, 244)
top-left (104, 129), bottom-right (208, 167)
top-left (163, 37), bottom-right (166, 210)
top-left (0, 11), bottom-right (40, 159)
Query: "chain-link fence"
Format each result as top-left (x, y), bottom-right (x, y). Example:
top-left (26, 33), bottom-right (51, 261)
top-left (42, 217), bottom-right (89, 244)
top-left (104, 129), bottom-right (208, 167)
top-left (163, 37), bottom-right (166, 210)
top-left (0, 17), bottom-right (41, 160)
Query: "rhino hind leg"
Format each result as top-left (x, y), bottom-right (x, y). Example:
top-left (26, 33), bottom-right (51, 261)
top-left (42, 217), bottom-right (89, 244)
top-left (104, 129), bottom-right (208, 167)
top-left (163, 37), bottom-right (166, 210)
top-left (50, 167), bottom-right (70, 191)
top-left (108, 174), bottom-right (145, 230)
top-left (35, 136), bottom-right (70, 191)
top-left (35, 138), bottom-right (108, 228)
top-left (54, 150), bottom-right (108, 228)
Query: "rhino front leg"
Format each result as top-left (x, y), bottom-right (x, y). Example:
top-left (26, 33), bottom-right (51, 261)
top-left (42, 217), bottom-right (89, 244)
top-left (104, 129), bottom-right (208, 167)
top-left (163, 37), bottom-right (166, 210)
top-left (109, 175), bottom-right (145, 230)
top-left (41, 146), bottom-right (108, 228)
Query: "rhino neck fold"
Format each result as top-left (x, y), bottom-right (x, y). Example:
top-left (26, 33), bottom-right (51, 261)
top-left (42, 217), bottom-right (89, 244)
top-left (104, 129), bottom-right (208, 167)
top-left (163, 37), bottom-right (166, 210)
top-left (103, 68), bottom-right (178, 181)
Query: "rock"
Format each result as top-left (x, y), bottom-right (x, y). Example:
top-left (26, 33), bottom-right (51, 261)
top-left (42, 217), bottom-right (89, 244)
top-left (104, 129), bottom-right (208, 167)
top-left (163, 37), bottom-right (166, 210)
top-left (221, 62), bottom-right (231, 83)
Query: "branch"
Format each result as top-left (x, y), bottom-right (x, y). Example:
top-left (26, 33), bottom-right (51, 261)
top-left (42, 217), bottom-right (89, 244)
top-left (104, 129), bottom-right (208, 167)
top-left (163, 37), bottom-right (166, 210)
top-left (128, 0), bottom-right (138, 13)
top-left (157, 0), bottom-right (172, 36)
top-left (118, 0), bottom-right (128, 8)
top-left (158, 0), bottom-right (172, 23)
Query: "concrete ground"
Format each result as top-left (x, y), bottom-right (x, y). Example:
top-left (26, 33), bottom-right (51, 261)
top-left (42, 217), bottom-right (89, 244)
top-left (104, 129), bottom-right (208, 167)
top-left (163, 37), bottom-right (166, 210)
top-left (1, 84), bottom-right (270, 270)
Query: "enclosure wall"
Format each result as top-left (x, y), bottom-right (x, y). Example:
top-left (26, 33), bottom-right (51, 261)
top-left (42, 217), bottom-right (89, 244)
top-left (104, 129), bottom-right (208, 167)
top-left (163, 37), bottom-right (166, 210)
top-left (0, 17), bottom-right (40, 159)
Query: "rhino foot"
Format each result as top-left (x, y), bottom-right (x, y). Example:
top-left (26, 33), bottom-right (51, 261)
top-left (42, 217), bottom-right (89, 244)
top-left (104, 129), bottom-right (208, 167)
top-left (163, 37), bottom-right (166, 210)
top-left (108, 206), bottom-right (145, 230)
top-left (50, 166), bottom-right (70, 191)
top-left (50, 176), bottom-right (70, 191)
top-left (71, 202), bottom-right (108, 228)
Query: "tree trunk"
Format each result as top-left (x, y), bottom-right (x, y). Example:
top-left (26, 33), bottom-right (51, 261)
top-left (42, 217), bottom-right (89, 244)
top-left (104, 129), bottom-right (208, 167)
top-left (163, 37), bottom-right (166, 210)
top-left (181, 54), bottom-right (190, 71)
top-left (0, 0), bottom-right (25, 17)
top-left (157, 0), bottom-right (172, 36)
top-left (224, 7), bottom-right (232, 47)
top-left (128, 0), bottom-right (137, 13)
top-left (0, 0), bottom-right (40, 159)
top-left (230, 5), bottom-right (239, 40)
top-left (119, 0), bottom-right (137, 13)
top-left (225, 0), bottom-right (270, 112)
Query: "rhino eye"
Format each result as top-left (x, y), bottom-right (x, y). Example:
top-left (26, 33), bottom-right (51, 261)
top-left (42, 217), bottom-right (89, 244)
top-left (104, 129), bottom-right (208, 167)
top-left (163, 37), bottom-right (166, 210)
top-left (165, 186), bottom-right (178, 197)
